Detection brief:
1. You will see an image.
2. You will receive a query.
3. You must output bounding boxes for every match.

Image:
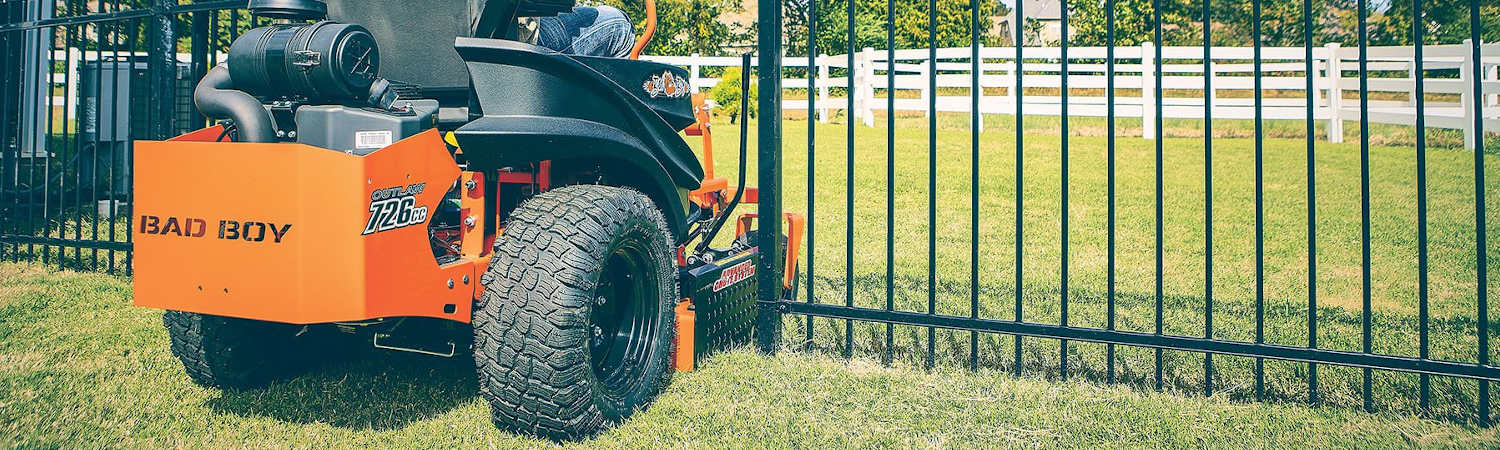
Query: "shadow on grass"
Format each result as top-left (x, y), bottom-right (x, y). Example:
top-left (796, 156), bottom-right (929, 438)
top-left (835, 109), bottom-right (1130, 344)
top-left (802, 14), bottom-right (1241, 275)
top-left (206, 349), bottom-right (479, 431)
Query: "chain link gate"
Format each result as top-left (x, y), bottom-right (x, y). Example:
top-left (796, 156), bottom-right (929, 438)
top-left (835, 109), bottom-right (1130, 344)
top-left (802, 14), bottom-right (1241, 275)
top-left (753, 0), bottom-right (1499, 424)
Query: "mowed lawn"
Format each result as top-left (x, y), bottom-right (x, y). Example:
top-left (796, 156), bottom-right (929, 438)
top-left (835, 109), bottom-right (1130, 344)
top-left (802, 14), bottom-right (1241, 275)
top-left (3, 263), bottom-right (1499, 447)
top-left (696, 113), bottom-right (1500, 421)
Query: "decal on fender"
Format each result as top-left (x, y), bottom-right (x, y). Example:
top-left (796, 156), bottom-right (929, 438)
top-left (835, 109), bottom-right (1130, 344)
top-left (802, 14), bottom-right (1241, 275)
top-left (642, 70), bottom-right (690, 99)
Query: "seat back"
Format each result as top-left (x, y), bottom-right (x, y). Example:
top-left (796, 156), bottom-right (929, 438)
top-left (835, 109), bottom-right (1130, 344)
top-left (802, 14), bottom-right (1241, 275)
top-left (327, 0), bottom-right (472, 101)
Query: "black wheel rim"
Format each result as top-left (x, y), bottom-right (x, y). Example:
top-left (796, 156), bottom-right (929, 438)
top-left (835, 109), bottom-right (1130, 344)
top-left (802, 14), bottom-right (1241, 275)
top-left (588, 240), bottom-right (661, 401)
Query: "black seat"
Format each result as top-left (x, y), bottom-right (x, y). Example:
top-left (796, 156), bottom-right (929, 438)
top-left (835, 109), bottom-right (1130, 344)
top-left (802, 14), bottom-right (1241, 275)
top-left (326, 0), bottom-right (474, 104)
top-left (327, 0), bottom-right (689, 128)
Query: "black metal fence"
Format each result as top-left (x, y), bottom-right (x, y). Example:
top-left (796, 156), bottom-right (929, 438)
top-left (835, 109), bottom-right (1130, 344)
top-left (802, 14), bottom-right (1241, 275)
top-left (0, 0), bottom-right (251, 275)
top-left (2, 0), bottom-right (1495, 427)
top-left (753, 0), bottom-right (1498, 426)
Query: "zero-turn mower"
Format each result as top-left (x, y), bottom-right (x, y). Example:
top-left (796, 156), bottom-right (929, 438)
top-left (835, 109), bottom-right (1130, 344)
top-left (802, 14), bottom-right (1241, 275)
top-left (130, 0), bottom-right (801, 439)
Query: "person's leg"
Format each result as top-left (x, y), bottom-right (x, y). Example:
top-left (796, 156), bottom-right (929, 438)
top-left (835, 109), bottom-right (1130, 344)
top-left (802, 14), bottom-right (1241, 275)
top-left (534, 6), bottom-right (635, 57)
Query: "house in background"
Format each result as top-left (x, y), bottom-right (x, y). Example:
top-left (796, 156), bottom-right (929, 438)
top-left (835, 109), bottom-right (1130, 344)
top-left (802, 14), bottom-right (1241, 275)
top-left (995, 0), bottom-right (1063, 45)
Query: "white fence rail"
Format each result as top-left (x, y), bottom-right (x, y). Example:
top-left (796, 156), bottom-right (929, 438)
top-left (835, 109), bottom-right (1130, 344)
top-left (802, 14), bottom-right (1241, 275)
top-left (45, 45), bottom-right (1500, 149)
top-left (644, 43), bottom-right (1500, 149)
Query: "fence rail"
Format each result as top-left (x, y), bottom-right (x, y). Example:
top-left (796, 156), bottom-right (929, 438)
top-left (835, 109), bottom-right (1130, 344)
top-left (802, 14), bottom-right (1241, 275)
top-left (650, 43), bottom-right (1500, 149)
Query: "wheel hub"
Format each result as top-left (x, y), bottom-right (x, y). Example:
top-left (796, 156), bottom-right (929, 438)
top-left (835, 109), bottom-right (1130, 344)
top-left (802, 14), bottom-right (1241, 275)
top-left (587, 242), bottom-right (661, 400)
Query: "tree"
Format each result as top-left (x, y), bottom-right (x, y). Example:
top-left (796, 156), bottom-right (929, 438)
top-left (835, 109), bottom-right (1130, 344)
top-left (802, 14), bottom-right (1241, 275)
top-left (1372, 0), bottom-right (1499, 46)
top-left (606, 0), bottom-right (746, 56)
top-left (1066, 0), bottom-right (1470, 48)
top-left (783, 0), bottom-right (1006, 57)
top-left (711, 66), bottom-right (758, 123)
top-left (1069, 0), bottom-right (1199, 46)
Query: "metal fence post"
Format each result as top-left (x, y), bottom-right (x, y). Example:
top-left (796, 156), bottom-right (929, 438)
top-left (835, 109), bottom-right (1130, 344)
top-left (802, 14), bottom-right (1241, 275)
top-left (150, 0), bottom-right (179, 140)
top-left (755, 2), bottom-right (784, 355)
top-left (1141, 42), bottom-right (1156, 139)
top-left (1327, 43), bottom-right (1344, 144)
top-left (190, 9), bottom-right (209, 127)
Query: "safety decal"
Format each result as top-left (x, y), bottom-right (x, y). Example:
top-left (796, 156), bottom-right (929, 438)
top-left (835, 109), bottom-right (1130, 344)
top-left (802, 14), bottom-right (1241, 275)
top-left (363, 182), bottom-right (429, 235)
top-left (642, 70), bottom-right (690, 99)
top-left (712, 259), bottom-right (755, 292)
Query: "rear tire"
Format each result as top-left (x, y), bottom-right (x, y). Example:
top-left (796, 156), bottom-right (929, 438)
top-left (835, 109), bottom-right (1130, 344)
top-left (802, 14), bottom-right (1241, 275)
top-left (473, 185), bottom-right (677, 440)
top-left (162, 311), bottom-right (305, 389)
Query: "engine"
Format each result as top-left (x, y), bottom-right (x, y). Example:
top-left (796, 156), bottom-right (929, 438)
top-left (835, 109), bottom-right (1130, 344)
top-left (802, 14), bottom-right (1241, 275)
top-left (192, 0), bottom-right (437, 155)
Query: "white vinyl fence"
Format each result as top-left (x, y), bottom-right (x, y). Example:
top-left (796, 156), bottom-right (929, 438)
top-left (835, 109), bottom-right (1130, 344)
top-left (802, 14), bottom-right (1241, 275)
top-left (45, 44), bottom-right (1500, 149)
top-left (645, 43), bottom-right (1500, 149)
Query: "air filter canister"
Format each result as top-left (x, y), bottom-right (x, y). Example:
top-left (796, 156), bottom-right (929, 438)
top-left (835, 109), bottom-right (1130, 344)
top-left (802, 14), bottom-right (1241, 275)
top-left (228, 21), bottom-right (380, 102)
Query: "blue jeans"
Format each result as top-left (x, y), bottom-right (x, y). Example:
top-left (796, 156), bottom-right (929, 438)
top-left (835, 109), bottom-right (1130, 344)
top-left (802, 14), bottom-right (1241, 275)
top-left (535, 6), bottom-right (635, 58)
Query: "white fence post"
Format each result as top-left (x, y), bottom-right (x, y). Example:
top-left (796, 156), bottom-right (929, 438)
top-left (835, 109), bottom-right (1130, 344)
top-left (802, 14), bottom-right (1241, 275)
top-left (860, 47), bottom-right (876, 127)
top-left (1326, 43), bottom-right (1344, 144)
top-left (1408, 56), bottom-right (1418, 106)
top-left (1462, 39), bottom-right (1477, 150)
top-left (853, 51), bottom-right (864, 125)
top-left (1489, 64), bottom-right (1498, 108)
top-left (1141, 42), bottom-right (1157, 139)
top-left (1311, 49), bottom-right (1324, 120)
top-left (1207, 61), bottom-right (1217, 114)
top-left (818, 54), bottom-right (831, 122)
top-left (975, 45), bottom-right (985, 133)
top-left (919, 59), bottom-right (931, 118)
top-left (1003, 56), bottom-right (1016, 123)
top-left (689, 53), bottom-right (701, 93)
top-left (67, 47), bottom-right (79, 123)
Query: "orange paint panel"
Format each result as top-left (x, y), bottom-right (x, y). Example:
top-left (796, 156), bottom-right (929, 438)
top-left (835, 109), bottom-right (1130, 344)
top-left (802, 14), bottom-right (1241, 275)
top-left (132, 129), bottom-right (478, 324)
top-left (781, 213), bottom-right (805, 290)
top-left (674, 299), bottom-right (695, 372)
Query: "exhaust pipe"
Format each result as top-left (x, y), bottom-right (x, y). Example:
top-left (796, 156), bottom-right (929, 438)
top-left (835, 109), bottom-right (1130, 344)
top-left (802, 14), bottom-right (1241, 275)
top-left (193, 65), bottom-right (276, 143)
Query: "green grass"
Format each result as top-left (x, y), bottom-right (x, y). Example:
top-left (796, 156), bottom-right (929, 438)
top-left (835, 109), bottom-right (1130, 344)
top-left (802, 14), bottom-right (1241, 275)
top-left (693, 113), bottom-right (1500, 422)
top-left (4, 112), bottom-right (1500, 442)
top-left (3, 263), bottom-right (1499, 447)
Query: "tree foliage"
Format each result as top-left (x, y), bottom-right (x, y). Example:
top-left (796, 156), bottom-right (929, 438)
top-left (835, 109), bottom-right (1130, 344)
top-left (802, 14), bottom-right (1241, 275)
top-left (1067, 0), bottom-right (1498, 48)
top-left (606, 0), bottom-right (747, 56)
top-left (781, 0), bottom-right (1007, 57)
top-left (1370, 0), bottom-right (1500, 46)
top-left (710, 66), bottom-right (758, 122)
